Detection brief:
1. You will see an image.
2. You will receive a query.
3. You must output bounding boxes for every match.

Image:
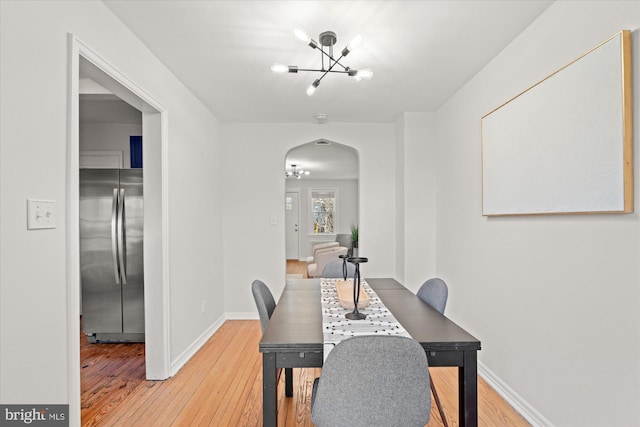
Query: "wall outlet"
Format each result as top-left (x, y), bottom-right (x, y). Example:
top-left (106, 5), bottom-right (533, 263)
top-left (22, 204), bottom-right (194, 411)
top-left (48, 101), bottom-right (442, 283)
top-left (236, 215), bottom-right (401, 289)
top-left (201, 299), bottom-right (206, 314)
top-left (27, 199), bottom-right (56, 230)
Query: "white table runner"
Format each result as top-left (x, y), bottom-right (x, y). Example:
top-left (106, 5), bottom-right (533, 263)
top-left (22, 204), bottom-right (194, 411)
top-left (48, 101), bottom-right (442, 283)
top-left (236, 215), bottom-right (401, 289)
top-left (320, 278), bottom-right (412, 360)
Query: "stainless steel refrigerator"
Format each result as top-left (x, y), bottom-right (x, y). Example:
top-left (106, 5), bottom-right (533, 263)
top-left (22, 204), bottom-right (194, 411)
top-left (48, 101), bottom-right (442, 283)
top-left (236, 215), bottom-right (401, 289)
top-left (80, 169), bottom-right (144, 343)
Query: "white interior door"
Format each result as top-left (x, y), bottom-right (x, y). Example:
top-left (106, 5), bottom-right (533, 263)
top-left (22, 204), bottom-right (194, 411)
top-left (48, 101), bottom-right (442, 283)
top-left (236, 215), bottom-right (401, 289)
top-left (285, 192), bottom-right (299, 260)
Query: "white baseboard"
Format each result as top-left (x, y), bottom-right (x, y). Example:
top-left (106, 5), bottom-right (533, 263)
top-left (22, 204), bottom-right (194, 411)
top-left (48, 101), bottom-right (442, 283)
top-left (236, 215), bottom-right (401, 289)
top-left (170, 314), bottom-right (226, 377)
top-left (226, 312), bottom-right (259, 320)
top-left (170, 313), bottom-right (259, 376)
top-left (478, 361), bottom-right (553, 427)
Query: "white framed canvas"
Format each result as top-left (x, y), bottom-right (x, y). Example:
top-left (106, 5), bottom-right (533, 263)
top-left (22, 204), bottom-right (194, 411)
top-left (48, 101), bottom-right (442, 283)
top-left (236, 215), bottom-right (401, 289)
top-left (481, 31), bottom-right (633, 216)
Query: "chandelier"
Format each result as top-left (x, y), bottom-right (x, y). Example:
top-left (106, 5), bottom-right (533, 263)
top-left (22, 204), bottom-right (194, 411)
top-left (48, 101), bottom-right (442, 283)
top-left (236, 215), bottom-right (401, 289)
top-left (271, 29), bottom-right (373, 96)
top-left (285, 164), bottom-right (310, 179)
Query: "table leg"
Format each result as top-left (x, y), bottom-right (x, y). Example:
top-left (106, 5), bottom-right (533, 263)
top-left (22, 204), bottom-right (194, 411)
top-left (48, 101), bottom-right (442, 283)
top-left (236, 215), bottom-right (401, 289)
top-left (458, 350), bottom-right (478, 427)
top-left (285, 368), bottom-right (293, 397)
top-left (263, 353), bottom-right (277, 427)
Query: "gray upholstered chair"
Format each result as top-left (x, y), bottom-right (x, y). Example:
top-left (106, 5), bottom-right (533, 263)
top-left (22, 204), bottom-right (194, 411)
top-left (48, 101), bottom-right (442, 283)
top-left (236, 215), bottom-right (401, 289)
top-left (251, 279), bottom-right (293, 395)
top-left (311, 335), bottom-right (431, 427)
top-left (251, 279), bottom-right (276, 334)
top-left (320, 259), bottom-right (356, 279)
top-left (417, 277), bottom-right (448, 315)
top-left (417, 277), bottom-right (449, 427)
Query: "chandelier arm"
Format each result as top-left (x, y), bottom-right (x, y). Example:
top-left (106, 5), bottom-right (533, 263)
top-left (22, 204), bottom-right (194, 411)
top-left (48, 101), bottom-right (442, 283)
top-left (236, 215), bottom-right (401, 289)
top-left (315, 47), bottom-right (350, 71)
top-left (295, 68), bottom-right (351, 74)
top-left (313, 53), bottom-right (345, 86)
top-left (325, 53), bottom-right (346, 74)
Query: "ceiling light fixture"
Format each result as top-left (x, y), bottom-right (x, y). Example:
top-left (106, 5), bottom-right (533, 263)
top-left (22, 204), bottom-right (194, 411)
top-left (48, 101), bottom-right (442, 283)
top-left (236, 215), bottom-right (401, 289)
top-left (315, 113), bottom-right (328, 124)
top-left (286, 164), bottom-right (310, 179)
top-left (272, 29), bottom-right (373, 96)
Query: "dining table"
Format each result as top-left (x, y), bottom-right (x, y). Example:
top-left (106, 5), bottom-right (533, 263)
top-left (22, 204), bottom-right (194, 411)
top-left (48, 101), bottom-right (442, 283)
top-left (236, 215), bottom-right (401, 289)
top-left (259, 277), bottom-right (481, 427)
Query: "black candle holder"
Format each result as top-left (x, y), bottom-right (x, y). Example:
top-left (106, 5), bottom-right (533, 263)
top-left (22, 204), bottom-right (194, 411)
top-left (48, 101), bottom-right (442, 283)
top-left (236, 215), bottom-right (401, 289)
top-left (345, 257), bottom-right (368, 320)
top-left (338, 254), bottom-right (349, 280)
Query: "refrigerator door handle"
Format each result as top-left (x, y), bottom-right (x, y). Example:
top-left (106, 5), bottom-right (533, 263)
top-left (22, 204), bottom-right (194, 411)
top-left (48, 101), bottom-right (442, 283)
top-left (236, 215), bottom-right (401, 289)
top-left (111, 188), bottom-right (121, 285)
top-left (117, 188), bottom-right (127, 284)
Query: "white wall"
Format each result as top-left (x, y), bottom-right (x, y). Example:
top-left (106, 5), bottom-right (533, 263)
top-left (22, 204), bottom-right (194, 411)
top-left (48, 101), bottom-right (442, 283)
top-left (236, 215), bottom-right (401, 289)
top-left (395, 115), bottom-right (406, 283)
top-left (285, 178), bottom-right (358, 259)
top-left (0, 1), bottom-right (224, 416)
top-left (222, 123), bottom-right (396, 315)
top-left (397, 112), bottom-right (438, 292)
top-left (432, 2), bottom-right (640, 426)
top-left (80, 123), bottom-right (142, 168)
top-left (3, 2), bottom-right (638, 426)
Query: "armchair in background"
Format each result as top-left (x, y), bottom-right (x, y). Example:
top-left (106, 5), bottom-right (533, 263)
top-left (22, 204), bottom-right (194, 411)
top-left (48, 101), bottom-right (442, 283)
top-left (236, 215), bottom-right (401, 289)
top-left (306, 241), bottom-right (339, 264)
top-left (307, 246), bottom-right (348, 278)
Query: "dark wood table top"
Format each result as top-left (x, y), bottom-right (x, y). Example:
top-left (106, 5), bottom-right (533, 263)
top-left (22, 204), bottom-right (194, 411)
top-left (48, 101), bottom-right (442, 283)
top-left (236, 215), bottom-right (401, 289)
top-left (260, 277), bottom-right (481, 353)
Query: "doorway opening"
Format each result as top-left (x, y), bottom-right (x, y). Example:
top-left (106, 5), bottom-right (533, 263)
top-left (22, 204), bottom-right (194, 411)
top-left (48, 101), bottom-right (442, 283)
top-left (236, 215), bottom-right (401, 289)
top-left (284, 140), bottom-right (359, 279)
top-left (68, 35), bottom-right (170, 424)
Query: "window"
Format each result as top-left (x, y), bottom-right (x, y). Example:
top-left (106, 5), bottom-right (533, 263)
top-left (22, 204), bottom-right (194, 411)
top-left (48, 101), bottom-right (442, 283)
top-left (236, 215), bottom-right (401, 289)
top-left (310, 189), bottom-right (336, 234)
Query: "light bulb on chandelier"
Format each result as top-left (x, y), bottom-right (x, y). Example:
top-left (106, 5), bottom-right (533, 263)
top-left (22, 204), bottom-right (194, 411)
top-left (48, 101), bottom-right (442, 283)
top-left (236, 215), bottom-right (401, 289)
top-left (306, 80), bottom-right (320, 96)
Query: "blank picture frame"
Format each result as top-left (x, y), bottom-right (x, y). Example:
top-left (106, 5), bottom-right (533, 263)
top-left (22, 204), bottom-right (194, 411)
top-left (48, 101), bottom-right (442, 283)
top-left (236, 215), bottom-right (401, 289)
top-left (481, 31), bottom-right (633, 216)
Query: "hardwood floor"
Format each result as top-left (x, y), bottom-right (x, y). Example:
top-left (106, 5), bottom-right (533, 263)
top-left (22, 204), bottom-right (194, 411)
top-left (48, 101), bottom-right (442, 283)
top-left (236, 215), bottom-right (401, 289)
top-left (80, 327), bottom-right (146, 426)
top-left (80, 261), bottom-right (530, 426)
top-left (286, 259), bottom-right (308, 278)
top-left (82, 321), bottom-right (529, 426)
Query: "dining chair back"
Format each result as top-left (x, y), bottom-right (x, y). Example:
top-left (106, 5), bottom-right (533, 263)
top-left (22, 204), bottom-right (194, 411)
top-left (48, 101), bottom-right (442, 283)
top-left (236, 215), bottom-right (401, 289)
top-left (311, 335), bottom-right (431, 427)
top-left (320, 259), bottom-right (356, 279)
top-left (251, 279), bottom-right (294, 396)
top-left (251, 279), bottom-right (276, 334)
top-left (417, 277), bottom-right (450, 427)
top-left (417, 277), bottom-right (448, 314)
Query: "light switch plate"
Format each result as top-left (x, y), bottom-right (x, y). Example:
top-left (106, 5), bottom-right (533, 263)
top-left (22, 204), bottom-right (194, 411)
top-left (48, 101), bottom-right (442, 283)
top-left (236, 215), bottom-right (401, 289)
top-left (27, 199), bottom-right (56, 230)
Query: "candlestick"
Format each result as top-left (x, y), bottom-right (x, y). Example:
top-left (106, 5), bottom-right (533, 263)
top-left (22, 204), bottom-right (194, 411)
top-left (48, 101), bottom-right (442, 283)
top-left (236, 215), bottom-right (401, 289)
top-left (345, 257), bottom-right (368, 320)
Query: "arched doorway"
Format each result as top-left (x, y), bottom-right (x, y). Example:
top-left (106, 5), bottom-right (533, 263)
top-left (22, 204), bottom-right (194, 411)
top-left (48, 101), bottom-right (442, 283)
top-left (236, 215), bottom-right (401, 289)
top-left (284, 139), bottom-right (359, 278)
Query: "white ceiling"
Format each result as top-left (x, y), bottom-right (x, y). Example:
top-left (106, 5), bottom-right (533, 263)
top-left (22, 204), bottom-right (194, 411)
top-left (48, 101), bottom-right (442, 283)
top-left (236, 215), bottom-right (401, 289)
top-left (80, 95), bottom-right (142, 124)
top-left (102, 0), bottom-right (553, 124)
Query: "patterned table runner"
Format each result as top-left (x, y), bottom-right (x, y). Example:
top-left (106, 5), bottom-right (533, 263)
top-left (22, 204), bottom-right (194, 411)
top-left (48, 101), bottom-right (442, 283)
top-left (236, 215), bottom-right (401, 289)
top-left (320, 278), bottom-right (412, 360)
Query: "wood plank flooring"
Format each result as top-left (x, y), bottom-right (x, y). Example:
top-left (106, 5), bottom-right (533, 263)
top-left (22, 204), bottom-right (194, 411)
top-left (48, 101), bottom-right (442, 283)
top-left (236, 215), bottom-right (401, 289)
top-left (82, 320), bottom-right (529, 426)
top-left (80, 329), bottom-right (146, 426)
top-left (286, 259), bottom-right (308, 278)
top-left (81, 261), bottom-right (530, 426)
